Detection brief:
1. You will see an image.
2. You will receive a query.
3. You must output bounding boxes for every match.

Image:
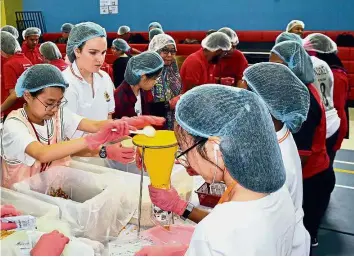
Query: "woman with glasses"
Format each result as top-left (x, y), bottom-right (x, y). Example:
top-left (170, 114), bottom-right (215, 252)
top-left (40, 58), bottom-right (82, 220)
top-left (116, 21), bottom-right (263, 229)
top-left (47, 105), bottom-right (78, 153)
top-left (148, 34), bottom-right (182, 130)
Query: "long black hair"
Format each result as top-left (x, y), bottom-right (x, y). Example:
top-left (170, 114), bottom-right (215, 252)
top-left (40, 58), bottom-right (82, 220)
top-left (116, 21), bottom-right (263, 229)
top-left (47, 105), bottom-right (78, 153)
top-left (316, 52), bottom-right (346, 72)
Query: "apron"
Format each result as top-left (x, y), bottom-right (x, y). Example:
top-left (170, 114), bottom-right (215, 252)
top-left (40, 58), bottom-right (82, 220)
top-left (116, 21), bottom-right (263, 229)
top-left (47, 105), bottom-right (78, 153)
top-left (1, 108), bottom-right (70, 189)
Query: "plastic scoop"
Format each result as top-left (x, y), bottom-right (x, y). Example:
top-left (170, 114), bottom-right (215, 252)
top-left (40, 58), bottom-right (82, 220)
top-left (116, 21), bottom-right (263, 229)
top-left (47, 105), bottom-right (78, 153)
top-left (112, 126), bottom-right (156, 138)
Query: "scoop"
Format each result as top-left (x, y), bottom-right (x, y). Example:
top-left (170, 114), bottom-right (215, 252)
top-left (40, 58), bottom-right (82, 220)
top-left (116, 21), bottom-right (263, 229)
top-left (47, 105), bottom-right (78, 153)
top-left (112, 126), bottom-right (156, 138)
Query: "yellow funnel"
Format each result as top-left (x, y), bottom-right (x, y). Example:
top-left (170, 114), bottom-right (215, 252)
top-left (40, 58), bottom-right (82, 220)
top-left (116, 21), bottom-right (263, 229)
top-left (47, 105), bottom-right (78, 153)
top-left (133, 130), bottom-right (178, 189)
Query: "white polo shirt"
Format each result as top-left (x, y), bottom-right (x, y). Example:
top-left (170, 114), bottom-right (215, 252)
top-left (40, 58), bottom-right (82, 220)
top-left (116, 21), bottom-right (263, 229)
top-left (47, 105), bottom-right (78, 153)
top-left (62, 61), bottom-right (115, 138)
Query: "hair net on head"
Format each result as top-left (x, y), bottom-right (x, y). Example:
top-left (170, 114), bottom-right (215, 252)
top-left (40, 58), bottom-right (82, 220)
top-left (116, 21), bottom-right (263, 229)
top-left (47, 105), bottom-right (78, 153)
top-left (61, 23), bottom-right (74, 33)
top-left (148, 22), bottom-right (163, 31)
top-left (303, 33), bottom-right (338, 54)
top-left (124, 51), bottom-right (164, 85)
top-left (201, 32), bottom-right (232, 52)
top-left (1, 25), bottom-right (19, 39)
top-left (23, 27), bottom-right (41, 39)
top-left (117, 25), bottom-right (130, 35)
top-left (15, 64), bottom-right (69, 97)
top-left (149, 28), bottom-right (164, 41)
top-left (275, 32), bottom-right (302, 44)
top-left (39, 42), bottom-right (62, 60)
top-left (271, 41), bottom-right (314, 84)
top-left (244, 62), bottom-right (310, 133)
top-left (218, 27), bottom-right (239, 45)
top-left (286, 20), bottom-right (305, 32)
top-left (112, 38), bottom-right (131, 53)
top-left (206, 29), bottom-right (217, 36)
top-left (0, 31), bottom-right (21, 55)
top-left (148, 34), bottom-right (176, 52)
top-left (175, 85), bottom-right (285, 193)
top-left (66, 22), bottom-right (106, 63)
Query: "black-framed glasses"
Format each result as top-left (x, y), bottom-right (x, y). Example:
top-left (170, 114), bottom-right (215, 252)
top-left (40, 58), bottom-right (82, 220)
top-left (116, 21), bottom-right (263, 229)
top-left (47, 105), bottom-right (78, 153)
top-left (160, 47), bottom-right (177, 55)
top-left (175, 138), bottom-right (207, 167)
top-left (36, 97), bottom-right (68, 111)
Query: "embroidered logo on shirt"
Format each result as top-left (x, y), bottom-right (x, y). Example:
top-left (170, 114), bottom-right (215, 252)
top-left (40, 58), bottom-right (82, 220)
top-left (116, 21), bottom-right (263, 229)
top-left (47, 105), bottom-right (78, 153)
top-left (104, 91), bottom-right (111, 102)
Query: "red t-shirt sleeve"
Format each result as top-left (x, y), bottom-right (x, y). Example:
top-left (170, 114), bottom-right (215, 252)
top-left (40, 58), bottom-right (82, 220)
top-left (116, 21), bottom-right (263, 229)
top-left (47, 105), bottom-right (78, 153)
top-left (235, 52), bottom-right (249, 81)
top-left (180, 58), bottom-right (202, 93)
top-left (332, 71), bottom-right (349, 113)
top-left (3, 63), bottom-right (18, 91)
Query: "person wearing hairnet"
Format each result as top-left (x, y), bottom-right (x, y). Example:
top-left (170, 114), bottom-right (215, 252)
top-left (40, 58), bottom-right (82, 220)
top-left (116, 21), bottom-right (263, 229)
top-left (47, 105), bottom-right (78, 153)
top-left (39, 42), bottom-right (68, 71)
top-left (286, 20), bottom-right (305, 38)
top-left (215, 27), bottom-right (248, 86)
top-left (148, 34), bottom-right (182, 129)
top-left (276, 32), bottom-right (303, 45)
top-left (113, 51), bottom-right (164, 119)
top-left (242, 62), bottom-right (311, 255)
top-left (111, 38), bottom-right (132, 87)
top-left (117, 25), bottom-right (146, 48)
top-left (0, 31), bottom-right (32, 118)
top-left (55, 23), bottom-right (74, 44)
top-left (136, 85), bottom-right (296, 256)
top-left (180, 32), bottom-right (231, 92)
top-left (303, 33), bottom-right (349, 155)
top-left (270, 41), bottom-right (331, 247)
top-left (206, 29), bottom-right (217, 37)
top-left (1, 25), bottom-right (19, 39)
top-left (22, 27), bottom-right (43, 64)
top-left (148, 21), bottom-right (163, 31)
top-left (149, 28), bottom-right (164, 42)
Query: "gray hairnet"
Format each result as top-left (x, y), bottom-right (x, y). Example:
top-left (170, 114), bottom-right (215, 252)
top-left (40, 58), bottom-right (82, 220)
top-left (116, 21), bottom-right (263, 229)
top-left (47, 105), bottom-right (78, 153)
top-left (303, 33), bottom-right (338, 54)
top-left (149, 28), bottom-right (164, 41)
top-left (66, 22), bottom-right (106, 63)
top-left (275, 32), bottom-right (303, 44)
top-left (23, 27), bottom-right (41, 39)
top-left (148, 34), bottom-right (176, 52)
top-left (61, 23), bottom-right (74, 33)
top-left (0, 31), bottom-right (21, 55)
top-left (218, 27), bottom-right (239, 45)
top-left (124, 51), bottom-right (164, 85)
top-left (15, 64), bottom-right (69, 97)
top-left (112, 38), bottom-right (131, 53)
top-left (39, 42), bottom-right (62, 60)
top-left (118, 25), bottom-right (130, 35)
top-left (244, 62), bottom-right (310, 133)
top-left (286, 20), bottom-right (305, 32)
top-left (175, 85), bottom-right (286, 193)
top-left (1, 25), bottom-right (19, 39)
top-left (148, 22), bottom-right (163, 31)
top-left (201, 32), bottom-right (232, 52)
top-left (271, 41), bottom-right (315, 84)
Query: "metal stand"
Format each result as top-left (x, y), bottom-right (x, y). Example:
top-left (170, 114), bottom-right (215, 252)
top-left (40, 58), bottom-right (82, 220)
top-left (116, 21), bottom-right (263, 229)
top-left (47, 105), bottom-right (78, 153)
top-left (137, 147), bottom-right (145, 236)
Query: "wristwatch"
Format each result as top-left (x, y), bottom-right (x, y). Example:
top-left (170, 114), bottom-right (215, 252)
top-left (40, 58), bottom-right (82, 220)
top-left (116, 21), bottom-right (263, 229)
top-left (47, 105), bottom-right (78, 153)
top-left (99, 146), bottom-right (107, 158)
top-left (181, 202), bottom-right (194, 221)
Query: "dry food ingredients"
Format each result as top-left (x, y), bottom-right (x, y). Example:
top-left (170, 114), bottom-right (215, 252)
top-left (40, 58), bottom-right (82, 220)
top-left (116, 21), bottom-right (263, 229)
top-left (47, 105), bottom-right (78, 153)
top-left (48, 187), bottom-right (71, 199)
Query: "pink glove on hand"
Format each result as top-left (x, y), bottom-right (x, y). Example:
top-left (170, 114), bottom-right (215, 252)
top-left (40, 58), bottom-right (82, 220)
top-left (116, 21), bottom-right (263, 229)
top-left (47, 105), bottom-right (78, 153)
top-left (148, 185), bottom-right (188, 216)
top-left (135, 244), bottom-right (188, 256)
top-left (121, 116), bottom-right (165, 129)
top-left (30, 230), bottom-right (69, 256)
top-left (107, 143), bottom-right (135, 164)
top-left (0, 205), bottom-right (20, 230)
top-left (169, 95), bottom-right (181, 110)
top-left (85, 120), bottom-right (132, 150)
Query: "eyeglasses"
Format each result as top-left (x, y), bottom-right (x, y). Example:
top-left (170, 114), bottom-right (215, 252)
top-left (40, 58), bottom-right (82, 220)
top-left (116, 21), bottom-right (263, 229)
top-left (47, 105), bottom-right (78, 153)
top-left (175, 138), bottom-right (207, 168)
top-left (160, 48), bottom-right (177, 55)
top-left (36, 97), bottom-right (68, 111)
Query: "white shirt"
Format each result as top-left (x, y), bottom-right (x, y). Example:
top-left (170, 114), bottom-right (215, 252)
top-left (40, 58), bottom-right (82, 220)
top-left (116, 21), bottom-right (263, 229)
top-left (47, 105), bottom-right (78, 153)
top-left (186, 186), bottom-right (296, 256)
top-left (311, 56), bottom-right (340, 138)
top-left (2, 107), bottom-right (83, 166)
top-left (277, 125), bottom-right (310, 256)
top-left (134, 91), bottom-right (142, 116)
top-left (62, 61), bottom-right (115, 138)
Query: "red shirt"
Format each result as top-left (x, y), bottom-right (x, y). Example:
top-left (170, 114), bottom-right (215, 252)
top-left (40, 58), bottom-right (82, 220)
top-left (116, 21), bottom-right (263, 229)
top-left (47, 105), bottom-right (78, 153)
top-left (22, 43), bottom-right (43, 65)
top-left (214, 50), bottom-right (249, 84)
top-left (50, 59), bottom-right (69, 71)
top-left (180, 49), bottom-right (216, 93)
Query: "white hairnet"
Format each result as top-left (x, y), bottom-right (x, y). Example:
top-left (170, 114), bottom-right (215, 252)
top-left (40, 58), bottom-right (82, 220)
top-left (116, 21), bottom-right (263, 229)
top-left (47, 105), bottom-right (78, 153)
top-left (218, 27), bottom-right (239, 45)
top-left (61, 23), bottom-right (74, 33)
top-left (286, 20), bottom-right (305, 32)
top-left (39, 42), bottom-right (62, 60)
top-left (303, 33), bottom-right (338, 54)
top-left (0, 31), bottom-right (21, 55)
top-left (244, 62), bottom-right (310, 133)
top-left (175, 85), bottom-right (286, 193)
top-left (15, 64), bottom-right (69, 97)
top-left (117, 25), bottom-right (130, 35)
top-left (275, 32), bottom-right (303, 44)
top-left (271, 41), bottom-right (315, 84)
top-left (201, 32), bottom-right (232, 52)
top-left (1, 25), bottom-right (19, 39)
top-left (148, 22), bottom-right (163, 31)
top-left (23, 27), bottom-right (41, 39)
top-left (124, 51), bottom-right (164, 85)
top-left (112, 38), bottom-right (131, 53)
top-left (149, 28), bottom-right (164, 41)
top-left (148, 34), bottom-right (176, 52)
top-left (66, 22), bottom-right (106, 63)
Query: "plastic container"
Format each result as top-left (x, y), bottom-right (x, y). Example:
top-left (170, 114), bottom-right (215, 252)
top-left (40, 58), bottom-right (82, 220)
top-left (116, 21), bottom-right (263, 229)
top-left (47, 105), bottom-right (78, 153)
top-left (141, 225), bottom-right (195, 245)
top-left (195, 182), bottom-right (226, 208)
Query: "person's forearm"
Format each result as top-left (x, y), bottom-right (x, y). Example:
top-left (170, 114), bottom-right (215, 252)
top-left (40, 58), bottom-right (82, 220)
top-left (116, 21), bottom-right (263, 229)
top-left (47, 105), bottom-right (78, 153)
top-left (187, 207), bottom-right (210, 224)
top-left (72, 147), bottom-right (100, 157)
top-left (78, 119), bottom-right (110, 133)
top-left (131, 48), bottom-right (141, 54)
top-left (0, 90), bottom-right (17, 113)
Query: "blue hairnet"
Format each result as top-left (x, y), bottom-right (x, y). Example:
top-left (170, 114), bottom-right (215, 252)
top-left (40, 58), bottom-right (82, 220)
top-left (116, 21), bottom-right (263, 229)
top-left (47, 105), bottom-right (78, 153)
top-left (275, 32), bottom-right (302, 44)
top-left (15, 64), bottom-right (69, 97)
top-left (175, 85), bottom-right (286, 193)
top-left (39, 42), bottom-right (62, 60)
top-left (271, 41), bottom-right (314, 84)
top-left (0, 31), bottom-right (21, 55)
top-left (118, 25), bottom-right (130, 35)
top-left (124, 51), bottom-right (164, 85)
top-left (201, 32), bottom-right (232, 52)
top-left (148, 22), bottom-right (162, 31)
top-left (61, 23), bottom-right (74, 33)
top-left (244, 62), bottom-right (310, 133)
top-left (66, 22), bottom-right (106, 63)
top-left (303, 33), bottom-right (338, 54)
top-left (1, 25), bottom-right (19, 39)
top-left (149, 28), bottom-right (164, 41)
top-left (112, 38), bottom-right (131, 52)
top-left (218, 27), bottom-right (239, 45)
top-left (23, 27), bottom-right (41, 39)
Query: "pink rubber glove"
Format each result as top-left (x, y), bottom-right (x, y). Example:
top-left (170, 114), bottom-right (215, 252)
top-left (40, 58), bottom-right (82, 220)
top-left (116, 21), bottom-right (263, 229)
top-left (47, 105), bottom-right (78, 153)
top-left (220, 77), bottom-right (235, 86)
top-left (106, 143), bottom-right (135, 164)
top-left (30, 230), bottom-right (69, 256)
top-left (0, 205), bottom-right (20, 230)
top-left (169, 95), bottom-right (181, 110)
top-left (135, 244), bottom-right (188, 256)
top-left (148, 185), bottom-right (188, 216)
top-left (121, 116), bottom-right (165, 129)
top-left (84, 120), bottom-right (132, 150)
